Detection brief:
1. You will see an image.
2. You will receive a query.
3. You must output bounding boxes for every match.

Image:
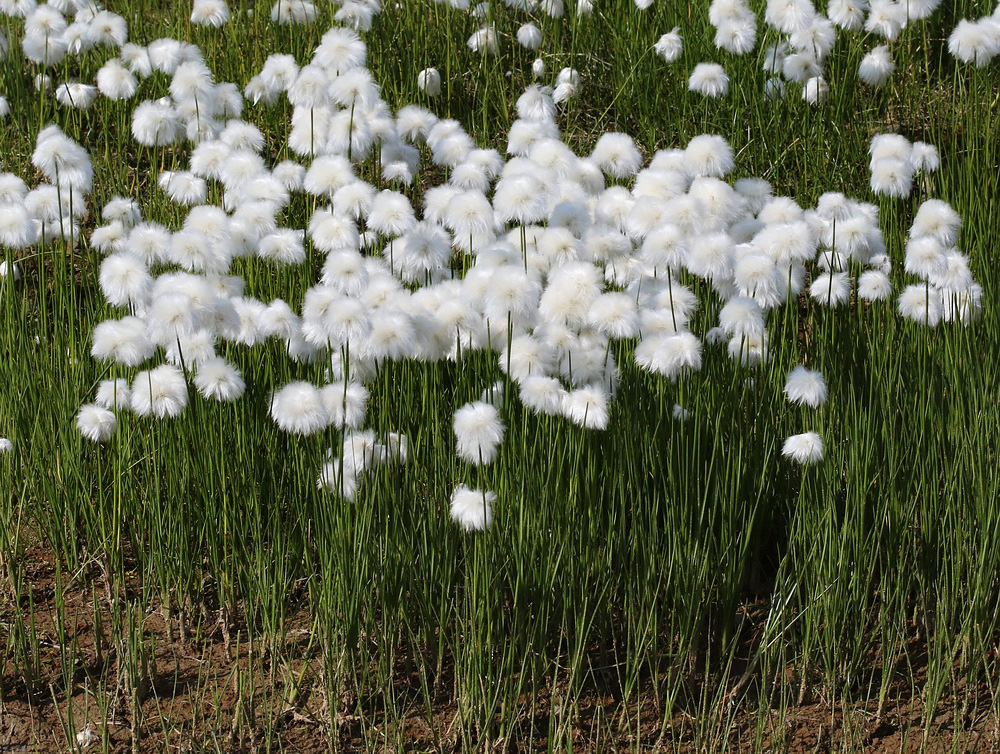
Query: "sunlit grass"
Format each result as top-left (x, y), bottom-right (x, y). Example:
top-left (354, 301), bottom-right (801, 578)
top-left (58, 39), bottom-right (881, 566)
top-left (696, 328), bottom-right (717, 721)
top-left (1, 0), bottom-right (999, 751)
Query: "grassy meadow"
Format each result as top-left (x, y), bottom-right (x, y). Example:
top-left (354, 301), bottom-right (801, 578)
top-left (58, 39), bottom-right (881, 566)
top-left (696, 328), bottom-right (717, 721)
top-left (1, 0), bottom-right (999, 751)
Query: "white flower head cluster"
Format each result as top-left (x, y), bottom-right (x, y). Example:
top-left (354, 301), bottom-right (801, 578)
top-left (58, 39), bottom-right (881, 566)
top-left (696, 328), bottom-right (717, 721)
top-left (0, 2), bottom-right (983, 521)
top-left (868, 133), bottom-right (938, 199)
top-left (899, 200), bottom-right (982, 326)
top-left (948, 14), bottom-right (1000, 68)
top-left (17, 2), bottom-right (128, 69)
top-left (0, 126), bottom-right (91, 263)
top-left (709, 0), bottom-right (758, 56)
top-left (4, 2), bottom-right (137, 110)
top-left (655, 0), bottom-right (959, 104)
top-left (318, 428), bottom-right (408, 501)
top-left (71, 55), bottom-right (975, 487)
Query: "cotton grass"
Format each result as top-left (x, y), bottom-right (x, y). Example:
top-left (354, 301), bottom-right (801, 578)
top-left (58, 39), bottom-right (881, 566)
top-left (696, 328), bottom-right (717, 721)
top-left (688, 63), bottom-right (729, 97)
top-left (0, 3), bottom-right (994, 746)
top-left (782, 432), bottom-right (824, 464)
top-left (450, 485), bottom-right (495, 531)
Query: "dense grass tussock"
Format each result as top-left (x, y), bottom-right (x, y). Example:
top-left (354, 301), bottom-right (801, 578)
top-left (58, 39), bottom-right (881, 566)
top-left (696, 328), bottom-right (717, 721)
top-left (1, 0), bottom-right (999, 750)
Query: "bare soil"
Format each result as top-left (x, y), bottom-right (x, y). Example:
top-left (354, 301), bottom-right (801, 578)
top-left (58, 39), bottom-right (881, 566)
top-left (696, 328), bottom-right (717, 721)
top-left (2, 546), bottom-right (998, 753)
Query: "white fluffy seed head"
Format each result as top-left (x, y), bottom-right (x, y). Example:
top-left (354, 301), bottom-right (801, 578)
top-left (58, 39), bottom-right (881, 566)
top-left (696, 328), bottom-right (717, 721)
top-left (194, 357), bottom-right (245, 401)
top-left (904, 236), bottom-right (946, 279)
top-left (764, 76), bottom-right (786, 100)
top-left (519, 375), bottom-right (566, 416)
top-left (897, 284), bottom-right (942, 326)
top-left (416, 67), bottom-right (441, 96)
top-left (940, 283), bottom-right (982, 325)
top-left (932, 249), bottom-right (975, 292)
top-left (450, 485), bottom-right (495, 532)
top-left (865, 3), bottom-right (905, 40)
top-left (453, 400), bottom-right (505, 464)
top-left (501, 335), bottom-right (553, 381)
top-left (754, 221), bottom-right (815, 265)
top-left (259, 228), bottom-right (306, 265)
top-left (591, 133), bottom-right (642, 179)
top-left (0, 174), bottom-right (27, 204)
top-left (369, 190), bottom-right (416, 236)
top-left (587, 292), bottom-right (639, 339)
top-left (802, 76), bottom-right (828, 105)
top-left (948, 19), bottom-right (999, 67)
top-left (287, 64), bottom-right (329, 108)
top-left (92, 223), bottom-right (128, 255)
top-left (734, 178), bottom-right (772, 215)
top-left (0, 203), bottom-right (39, 249)
top-left (94, 379), bottom-right (131, 411)
top-left (727, 330), bottom-right (769, 366)
top-left (857, 270), bottom-right (893, 301)
top-left (97, 59), bottom-right (138, 100)
top-left (719, 296), bottom-right (764, 337)
top-left (270, 381), bottom-right (329, 434)
top-left (77, 404), bottom-right (117, 442)
top-left (634, 331), bottom-right (703, 380)
top-left (162, 171), bottom-right (208, 205)
top-left (784, 366), bottom-right (827, 407)
top-left (715, 17), bottom-right (757, 55)
top-left (685, 232), bottom-right (733, 281)
top-left (688, 62), bottom-right (729, 97)
top-left (810, 272), bottom-right (851, 307)
top-left (99, 254), bottom-right (152, 307)
top-left (911, 199), bottom-right (960, 245)
top-left (869, 133), bottom-right (912, 163)
top-left (764, 0), bottom-right (815, 33)
top-left (313, 26), bottom-right (366, 72)
top-left (517, 23), bottom-right (543, 50)
top-left (909, 142), bottom-right (940, 174)
top-left (859, 45), bottom-right (894, 86)
top-left (640, 224), bottom-right (688, 270)
top-left (493, 174), bottom-right (547, 225)
top-left (782, 51), bottom-right (820, 82)
top-left (562, 384), bottom-right (610, 430)
top-left (165, 329), bottom-right (216, 368)
top-left (870, 158), bottom-right (913, 199)
top-left (131, 364), bottom-right (188, 419)
top-left (782, 431), bottom-right (823, 464)
top-left (684, 134), bottom-right (734, 178)
top-left (192, 0), bottom-right (230, 26)
top-left (317, 460), bottom-right (357, 500)
top-left (92, 316), bottom-right (155, 366)
top-left (273, 160), bottom-right (306, 191)
top-left (120, 43), bottom-right (153, 78)
top-left (304, 155), bottom-right (354, 197)
top-left (320, 381), bottom-right (368, 429)
top-left (828, 0), bottom-right (865, 30)
top-left (790, 16), bottom-right (835, 60)
top-left (467, 25), bottom-right (498, 55)
top-left (131, 100), bottom-right (181, 146)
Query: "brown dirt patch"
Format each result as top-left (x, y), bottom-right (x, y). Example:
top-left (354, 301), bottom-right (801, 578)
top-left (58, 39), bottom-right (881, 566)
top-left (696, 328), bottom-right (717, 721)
top-left (2, 545), bottom-right (998, 753)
